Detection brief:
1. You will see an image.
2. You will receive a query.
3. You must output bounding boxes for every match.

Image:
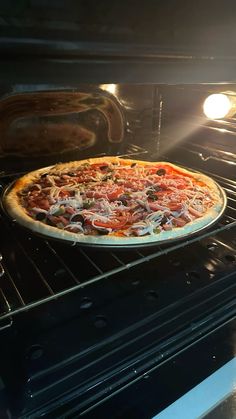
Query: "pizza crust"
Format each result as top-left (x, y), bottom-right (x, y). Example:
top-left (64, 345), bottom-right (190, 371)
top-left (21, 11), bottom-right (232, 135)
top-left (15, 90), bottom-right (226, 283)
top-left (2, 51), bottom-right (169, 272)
top-left (3, 157), bottom-right (226, 246)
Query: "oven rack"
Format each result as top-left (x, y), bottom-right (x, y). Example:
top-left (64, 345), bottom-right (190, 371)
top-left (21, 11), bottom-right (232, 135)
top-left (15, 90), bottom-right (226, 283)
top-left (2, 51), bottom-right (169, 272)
top-left (0, 170), bottom-right (236, 323)
top-left (0, 142), bottom-right (148, 179)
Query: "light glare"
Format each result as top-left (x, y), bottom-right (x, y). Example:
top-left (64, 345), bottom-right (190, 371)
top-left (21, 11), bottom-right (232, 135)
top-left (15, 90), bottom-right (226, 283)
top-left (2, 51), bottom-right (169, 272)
top-left (100, 84), bottom-right (117, 95)
top-left (203, 94), bottom-right (232, 119)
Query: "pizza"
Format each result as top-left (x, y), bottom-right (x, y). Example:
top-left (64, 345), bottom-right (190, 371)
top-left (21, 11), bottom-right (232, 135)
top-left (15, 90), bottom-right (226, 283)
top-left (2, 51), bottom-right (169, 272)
top-left (3, 157), bottom-right (225, 246)
top-left (2, 123), bottom-right (96, 157)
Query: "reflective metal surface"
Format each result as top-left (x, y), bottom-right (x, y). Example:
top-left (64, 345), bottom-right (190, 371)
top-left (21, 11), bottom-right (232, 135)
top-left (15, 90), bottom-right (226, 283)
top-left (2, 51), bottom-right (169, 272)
top-left (0, 89), bottom-right (124, 159)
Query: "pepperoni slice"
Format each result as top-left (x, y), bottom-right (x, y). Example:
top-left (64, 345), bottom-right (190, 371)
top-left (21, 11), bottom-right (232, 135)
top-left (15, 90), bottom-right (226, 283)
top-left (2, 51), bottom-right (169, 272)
top-left (168, 203), bottom-right (182, 211)
top-left (88, 215), bottom-right (129, 230)
top-left (86, 186), bottom-right (124, 200)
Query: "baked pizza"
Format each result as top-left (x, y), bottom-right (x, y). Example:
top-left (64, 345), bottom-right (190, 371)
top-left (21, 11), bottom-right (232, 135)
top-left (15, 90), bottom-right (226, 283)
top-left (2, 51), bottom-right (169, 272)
top-left (3, 157), bottom-right (225, 246)
top-left (2, 123), bottom-right (96, 156)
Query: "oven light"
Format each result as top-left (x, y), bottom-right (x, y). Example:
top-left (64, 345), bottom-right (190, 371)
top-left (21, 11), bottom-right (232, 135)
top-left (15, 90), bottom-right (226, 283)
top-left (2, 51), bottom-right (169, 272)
top-left (203, 94), bottom-right (232, 119)
top-left (100, 84), bottom-right (117, 95)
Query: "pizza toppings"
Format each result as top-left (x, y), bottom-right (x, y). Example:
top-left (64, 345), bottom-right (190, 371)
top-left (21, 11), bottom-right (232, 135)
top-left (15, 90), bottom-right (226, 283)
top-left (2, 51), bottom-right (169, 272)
top-left (156, 168), bottom-right (166, 176)
top-left (16, 159), bottom-right (219, 238)
top-left (35, 212), bottom-right (46, 221)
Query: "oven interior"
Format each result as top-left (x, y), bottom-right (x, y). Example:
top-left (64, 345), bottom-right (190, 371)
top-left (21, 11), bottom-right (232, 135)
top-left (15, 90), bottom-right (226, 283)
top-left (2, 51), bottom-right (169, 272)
top-left (0, 84), bottom-right (235, 418)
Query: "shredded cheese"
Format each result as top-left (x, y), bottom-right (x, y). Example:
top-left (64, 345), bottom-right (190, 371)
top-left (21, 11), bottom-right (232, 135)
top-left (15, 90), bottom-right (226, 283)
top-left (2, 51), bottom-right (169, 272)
top-left (23, 161), bottom-right (216, 237)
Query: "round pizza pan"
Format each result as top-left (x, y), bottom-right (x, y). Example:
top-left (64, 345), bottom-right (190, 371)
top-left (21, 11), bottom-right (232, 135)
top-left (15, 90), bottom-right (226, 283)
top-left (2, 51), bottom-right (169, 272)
top-left (1, 179), bottom-right (227, 250)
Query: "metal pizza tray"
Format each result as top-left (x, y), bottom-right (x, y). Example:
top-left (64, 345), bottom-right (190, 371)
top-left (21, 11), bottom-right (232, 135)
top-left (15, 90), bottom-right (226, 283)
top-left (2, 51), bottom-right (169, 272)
top-left (1, 178), bottom-right (227, 250)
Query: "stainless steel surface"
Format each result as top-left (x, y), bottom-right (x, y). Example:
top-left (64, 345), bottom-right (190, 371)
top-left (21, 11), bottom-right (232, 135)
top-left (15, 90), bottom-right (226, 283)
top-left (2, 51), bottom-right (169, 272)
top-left (0, 89), bottom-right (125, 147)
top-left (0, 263), bottom-right (4, 277)
top-left (0, 253), bottom-right (4, 278)
top-left (0, 289), bottom-right (13, 330)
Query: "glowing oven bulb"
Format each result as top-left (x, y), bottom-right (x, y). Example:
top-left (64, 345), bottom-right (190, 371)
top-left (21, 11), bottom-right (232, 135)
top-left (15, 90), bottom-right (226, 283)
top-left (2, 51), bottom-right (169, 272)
top-left (203, 94), bottom-right (232, 119)
top-left (100, 84), bottom-right (117, 95)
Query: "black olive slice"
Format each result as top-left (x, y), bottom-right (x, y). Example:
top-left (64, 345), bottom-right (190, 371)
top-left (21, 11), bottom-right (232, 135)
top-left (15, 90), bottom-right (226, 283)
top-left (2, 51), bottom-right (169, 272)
top-left (46, 218), bottom-right (55, 226)
top-left (97, 229), bottom-right (109, 235)
top-left (102, 175), bottom-right (112, 181)
top-left (148, 194), bottom-right (158, 201)
top-left (36, 212), bottom-right (46, 221)
top-left (131, 162), bottom-right (137, 168)
top-left (67, 172), bottom-right (77, 177)
top-left (160, 216), bottom-right (168, 225)
top-left (71, 214), bottom-right (85, 225)
top-left (100, 165), bottom-right (109, 171)
top-left (156, 168), bottom-right (166, 176)
top-left (147, 190), bottom-right (158, 201)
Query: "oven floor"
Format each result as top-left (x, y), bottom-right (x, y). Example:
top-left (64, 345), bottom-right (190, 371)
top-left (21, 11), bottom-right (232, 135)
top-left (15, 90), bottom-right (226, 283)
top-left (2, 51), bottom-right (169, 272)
top-left (0, 226), bottom-right (235, 418)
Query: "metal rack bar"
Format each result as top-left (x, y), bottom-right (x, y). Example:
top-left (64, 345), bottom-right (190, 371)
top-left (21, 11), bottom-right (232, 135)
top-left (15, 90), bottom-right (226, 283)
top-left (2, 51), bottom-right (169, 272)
top-left (223, 215), bottom-right (236, 222)
top-left (2, 265), bottom-right (26, 307)
top-left (46, 241), bottom-right (80, 285)
top-left (0, 219), bottom-right (235, 321)
top-left (15, 239), bottom-right (54, 296)
top-left (227, 205), bottom-right (236, 212)
top-left (27, 283), bottom-right (236, 399)
top-left (79, 248), bottom-right (103, 274)
top-left (110, 252), bottom-right (126, 266)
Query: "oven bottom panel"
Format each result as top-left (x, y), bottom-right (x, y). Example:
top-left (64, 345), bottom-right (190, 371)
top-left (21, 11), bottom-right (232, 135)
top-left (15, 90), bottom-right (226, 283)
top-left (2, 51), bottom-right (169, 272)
top-left (0, 226), bottom-right (235, 418)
